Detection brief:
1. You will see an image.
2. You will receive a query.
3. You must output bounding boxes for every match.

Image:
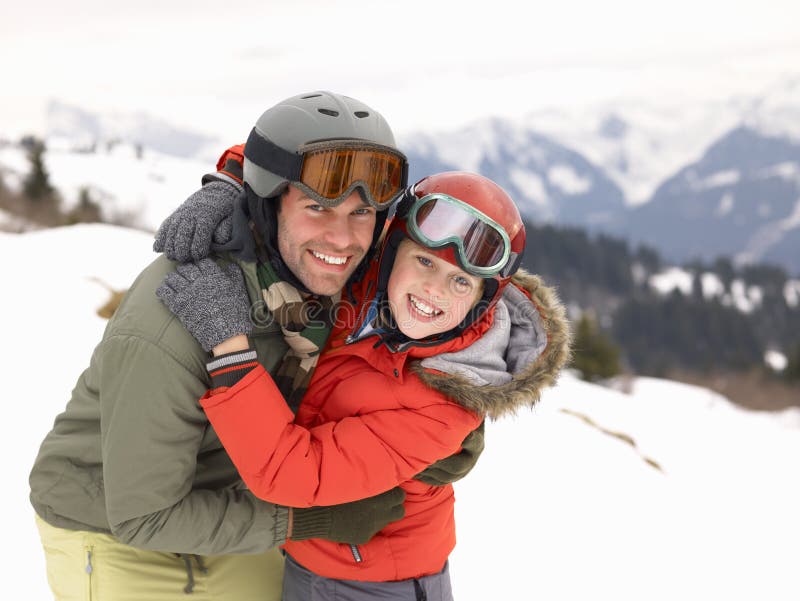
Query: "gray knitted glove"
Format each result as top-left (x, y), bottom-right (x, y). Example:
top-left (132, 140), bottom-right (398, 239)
top-left (153, 181), bottom-right (240, 262)
top-left (156, 259), bottom-right (252, 352)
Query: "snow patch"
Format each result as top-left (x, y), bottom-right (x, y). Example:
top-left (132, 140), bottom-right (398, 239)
top-left (700, 272), bottom-right (725, 300)
top-left (631, 262), bottom-right (648, 286)
top-left (649, 267), bottom-right (693, 296)
top-left (693, 169), bottom-right (741, 190)
top-left (757, 161), bottom-right (800, 182)
top-left (778, 197), bottom-right (800, 231)
top-left (730, 279), bottom-right (763, 314)
top-left (508, 167), bottom-right (548, 208)
top-left (715, 192), bottom-right (735, 217)
top-left (765, 350), bottom-right (788, 372)
top-left (785, 280), bottom-right (800, 307)
top-left (547, 164), bottom-right (592, 195)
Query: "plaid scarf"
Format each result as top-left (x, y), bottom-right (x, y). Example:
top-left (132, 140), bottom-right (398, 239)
top-left (256, 260), bottom-right (338, 414)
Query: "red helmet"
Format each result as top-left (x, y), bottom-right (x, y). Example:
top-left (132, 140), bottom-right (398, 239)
top-left (379, 171), bottom-right (526, 332)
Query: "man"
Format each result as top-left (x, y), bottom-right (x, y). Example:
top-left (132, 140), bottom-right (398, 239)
top-left (29, 92), bottom-right (483, 601)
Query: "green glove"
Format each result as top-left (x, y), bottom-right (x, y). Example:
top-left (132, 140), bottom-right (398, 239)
top-left (415, 421), bottom-right (486, 486)
top-left (290, 487), bottom-right (406, 545)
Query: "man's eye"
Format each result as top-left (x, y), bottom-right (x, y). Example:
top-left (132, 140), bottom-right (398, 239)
top-left (307, 204), bottom-right (325, 212)
top-left (353, 207), bottom-right (374, 216)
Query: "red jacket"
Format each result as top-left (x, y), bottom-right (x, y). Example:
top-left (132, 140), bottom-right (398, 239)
top-left (200, 265), bottom-right (570, 581)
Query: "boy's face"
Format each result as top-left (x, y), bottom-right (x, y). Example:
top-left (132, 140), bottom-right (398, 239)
top-left (387, 238), bottom-right (483, 340)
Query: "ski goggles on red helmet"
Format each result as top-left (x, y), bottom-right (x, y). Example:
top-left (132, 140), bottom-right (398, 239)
top-left (406, 193), bottom-right (513, 278)
top-left (244, 129), bottom-right (408, 209)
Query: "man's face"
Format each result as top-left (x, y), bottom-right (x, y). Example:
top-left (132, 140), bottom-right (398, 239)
top-left (277, 185), bottom-right (377, 296)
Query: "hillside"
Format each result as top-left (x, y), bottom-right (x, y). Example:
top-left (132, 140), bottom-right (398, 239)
top-left (4, 224), bottom-right (799, 601)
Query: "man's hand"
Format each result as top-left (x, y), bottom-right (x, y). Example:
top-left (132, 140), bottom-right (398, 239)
top-left (156, 259), bottom-right (252, 352)
top-left (415, 421), bottom-right (485, 486)
top-left (290, 488), bottom-right (406, 545)
top-left (153, 181), bottom-right (240, 262)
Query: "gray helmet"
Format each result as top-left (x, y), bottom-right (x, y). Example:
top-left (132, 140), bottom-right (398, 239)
top-left (243, 91), bottom-right (399, 199)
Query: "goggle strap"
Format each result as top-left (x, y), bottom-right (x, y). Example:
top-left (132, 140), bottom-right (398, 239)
top-left (501, 252), bottom-right (522, 278)
top-left (244, 128), bottom-right (303, 181)
top-left (393, 188), bottom-right (416, 220)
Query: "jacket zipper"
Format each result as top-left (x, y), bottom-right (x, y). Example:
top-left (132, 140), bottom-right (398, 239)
top-left (349, 544), bottom-right (363, 563)
top-left (85, 548), bottom-right (94, 601)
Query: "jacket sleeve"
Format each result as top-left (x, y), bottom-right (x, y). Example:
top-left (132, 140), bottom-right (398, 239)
top-left (97, 333), bottom-right (288, 554)
top-left (200, 364), bottom-right (483, 508)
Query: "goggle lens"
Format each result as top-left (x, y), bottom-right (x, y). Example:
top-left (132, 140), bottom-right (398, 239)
top-left (300, 147), bottom-right (406, 205)
top-left (411, 194), bottom-right (510, 276)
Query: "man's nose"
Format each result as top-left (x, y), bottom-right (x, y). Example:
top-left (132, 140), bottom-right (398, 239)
top-left (321, 191), bottom-right (362, 248)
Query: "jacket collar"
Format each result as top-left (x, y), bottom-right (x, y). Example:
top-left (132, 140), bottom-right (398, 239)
top-left (411, 268), bottom-right (572, 419)
top-left (324, 263), bottom-right (496, 381)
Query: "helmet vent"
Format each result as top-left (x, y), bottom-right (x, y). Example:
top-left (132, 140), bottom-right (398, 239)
top-left (354, 111), bottom-right (370, 118)
top-left (318, 108), bottom-right (339, 117)
top-left (301, 94), bottom-right (322, 99)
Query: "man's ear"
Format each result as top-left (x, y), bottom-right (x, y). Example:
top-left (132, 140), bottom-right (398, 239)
top-left (275, 187), bottom-right (292, 213)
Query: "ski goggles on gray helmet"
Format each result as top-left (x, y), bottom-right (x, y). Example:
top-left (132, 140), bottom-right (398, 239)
top-left (244, 130), bottom-right (408, 209)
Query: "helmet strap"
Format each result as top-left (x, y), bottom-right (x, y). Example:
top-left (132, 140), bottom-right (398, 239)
top-left (393, 187), bottom-right (416, 220)
top-left (244, 128), bottom-right (303, 180)
top-left (456, 278), bottom-right (498, 334)
top-left (245, 185), bottom-right (313, 295)
top-left (346, 208), bottom-right (388, 300)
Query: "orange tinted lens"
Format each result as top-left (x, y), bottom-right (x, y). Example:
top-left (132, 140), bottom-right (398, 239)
top-left (300, 148), bottom-right (404, 203)
top-left (361, 153), bottom-right (404, 202)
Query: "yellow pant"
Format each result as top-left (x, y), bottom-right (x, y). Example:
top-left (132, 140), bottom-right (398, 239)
top-left (35, 515), bottom-right (283, 601)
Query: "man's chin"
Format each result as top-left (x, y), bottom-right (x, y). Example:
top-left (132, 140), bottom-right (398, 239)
top-left (300, 272), bottom-right (353, 297)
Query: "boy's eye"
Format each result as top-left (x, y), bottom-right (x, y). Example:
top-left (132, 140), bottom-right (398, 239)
top-left (416, 256), bottom-right (433, 267)
top-left (453, 276), bottom-right (472, 290)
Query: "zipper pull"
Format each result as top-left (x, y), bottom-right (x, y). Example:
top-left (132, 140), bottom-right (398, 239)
top-left (85, 550), bottom-right (93, 574)
top-left (349, 544), bottom-right (363, 563)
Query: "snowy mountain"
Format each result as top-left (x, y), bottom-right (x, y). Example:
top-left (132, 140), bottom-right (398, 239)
top-left (623, 126), bottom-right (800, 269)
top-left (3, 78), bottom-right (800, 272)
top-left (46, 100), bottom-right (220, 161)
top-left (400, 78), bottom-right (800, 274)
top-left (520, 98), bottom-right (747, 207)
top-left (4, 224), bottom-right (800, 601)
top-left (402, 119), bottom-right (627, 229)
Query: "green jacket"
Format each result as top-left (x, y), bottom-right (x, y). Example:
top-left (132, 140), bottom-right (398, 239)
top-left (29, 254), bottom-right (292, 554)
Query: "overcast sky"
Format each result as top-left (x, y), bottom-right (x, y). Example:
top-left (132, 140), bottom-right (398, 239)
top-left (2, 0), bottom-right (799, 140)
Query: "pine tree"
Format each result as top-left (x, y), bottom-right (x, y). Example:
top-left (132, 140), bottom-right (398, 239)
top-left (66, 187), bottom-right (102, 224)
top-left (22, 137), bottom-right (54, 200)
top-left (572, 313), bottom-right (622, 382)
top-left (785, 342), bottom-right (800, 382)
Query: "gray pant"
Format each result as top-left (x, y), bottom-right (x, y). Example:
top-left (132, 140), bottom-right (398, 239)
top-left (282, 553), bottom-right (454, 601)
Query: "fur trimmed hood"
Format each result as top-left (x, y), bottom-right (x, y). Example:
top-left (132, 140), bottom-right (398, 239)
top-left (411, 269), bottom-right (572, 419)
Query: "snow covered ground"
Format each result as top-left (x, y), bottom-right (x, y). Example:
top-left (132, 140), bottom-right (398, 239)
top-left (3, 225), bottom-right (799, 600)
top-left (0, 141), bottom-right (209, 231)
